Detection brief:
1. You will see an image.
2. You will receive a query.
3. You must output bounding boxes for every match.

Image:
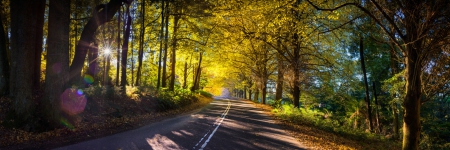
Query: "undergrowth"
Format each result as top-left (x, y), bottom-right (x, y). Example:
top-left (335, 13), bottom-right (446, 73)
top-left (271, 103), bottom-right (400, 149)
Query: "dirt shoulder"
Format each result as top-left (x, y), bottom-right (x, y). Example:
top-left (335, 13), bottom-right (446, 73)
top-left (247, 99), bottom-right (401, 150)
top-left (0, 95), bottom-right (213, 149)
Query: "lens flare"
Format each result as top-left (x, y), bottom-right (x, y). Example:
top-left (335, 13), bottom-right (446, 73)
top-left (60, 118), bottom-right (74, 130)
top-left (60, 88), bottom-right (87, 116)
top-left (84, 75), bottom-right (94, 84)
top-left (77, 89), bottom-right (83, 95)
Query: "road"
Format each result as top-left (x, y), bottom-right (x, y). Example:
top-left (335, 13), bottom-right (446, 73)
top-left (55, 97), bottom-right (306, 150)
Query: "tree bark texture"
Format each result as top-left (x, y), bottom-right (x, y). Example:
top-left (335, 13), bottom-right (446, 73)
top-left (43, 0), bottom-right (70, 128)
top-left (359, 38), bottom-right (373, 132)
top-left (0, 14), bottom-right (9, 96)
top-left (402, 34), bottom-right (423, 150)
top-left (69, 0), bottom-right (124, 85)
top-left (9, 0), bottom-right (46, 129)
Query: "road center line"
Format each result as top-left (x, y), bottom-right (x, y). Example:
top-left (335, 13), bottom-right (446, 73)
top-left (195, 99), bottom-right (231, 150)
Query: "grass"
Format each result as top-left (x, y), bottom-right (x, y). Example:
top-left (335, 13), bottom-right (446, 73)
top-left (250, 102), bottom-right (401, 150)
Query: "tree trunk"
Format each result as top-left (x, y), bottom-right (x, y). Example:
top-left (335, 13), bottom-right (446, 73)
top-left (9, 0), bottom-right (46, 129)
top-left (169, 15), bottom-right (180, 91)
top-left (116, 6), bottom-right (121, 86)
top-left (88, 43), bottom-right (99, 85)
top-left (157, 0), bottom-right (165, 89)
top-left (244, 87), bottom-right (247, 99)
top-left (0, 13), bottom-right (9, 96)
top-left (359, 38), bottom-right (373, 132)
top-left (292, 33), bottom-right (300, 108)
top-left (275, 38), bottom-right (283, 101)
top-left (69, 0), bottom-right (124, 85)
top-left (135, 0), bottom-right (145, 86)
top-left (162, 4), bottom-right (169, 88)
top-left (43, 0), bottom-right (70, 128)
top-left (182, 59), bottom-right (188, 89)
top-left (373, 81), bottom-right (381, 133)
top-left (121, 5), bottom-right (132, 91)
top-left (32, 0), bottom-right (45, 93)
top-left (275, 53), bottom-right (283, 101)
top-left (262, 82), bottom-right (267, 104)
top-left (254, 89), bottom-right (259, 102)
top-left (402, 40), bottom-right (422, 150)
top-left (248, 89), bottom-right (252, 100)
top-left (191, 52), bottom-right (203, 91)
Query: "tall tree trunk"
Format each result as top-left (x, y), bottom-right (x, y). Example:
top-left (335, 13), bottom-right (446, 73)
top-left (121, 5), bottom-right (132, 92)
top-left (248, 89), bottom-right (252, 100)
top-left (157, 0), bottom-right (165, 89)
top-left (359, 38), bottom-right (373, 132)
top-left (373, 81), bottom-right (381, 133)
top-left (275, 53), bottom-right (283, 101)
top-left (244, 87), bottom-right (247, 99)
top-left (0, 13), bottom-right (9, 96)
top-left (116, 6), bottom-right (121, 86)
top-left (182, 59), bottom-right (188, 89)
top-left (162, 4), bottom-right (169, 88)
top-left (169, 15), bottom-right (180, 91)
top-left (402, 39), bottom-right (422, 150)
top-left (69, 0), bottom-right (124, 85)
top-left (292, 33), bottom-right (300, 108)
top-left (32, 0), bottom-right (45, 93)
top-left (135, 0), bottom-right (145, 86)
top-left (10, 0), bottom-right (46, 129)
top-left (254, 89), bottom-right (259, 102)
top-left (44, 0), bottom-right (70, 128)
top-left (191, 52), bottom-right (203, 91)
top-left (88, 43), bottom-right (99, 85)
top-left (262, 80), bottom-right (267, 104)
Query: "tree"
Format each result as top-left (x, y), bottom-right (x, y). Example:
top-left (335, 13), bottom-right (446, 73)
top-left (306, 0), bottom-right (450, 149)
top-left (9, 0), bottom-right (46, 130)
top-left (157, 0), bottom-right (166, 89)
top-left (120, 3), bottom-right (132, 91)
top-left (43, 0), bottom-right (70, 128)
top-left (0, 8), bottom-right (9, 96)
top-left (69, 0), bottom-right (128, 85)
top-left (135, 0), bottom-right (145, 86)
top-left (359, 38), bottom-right (373, 132)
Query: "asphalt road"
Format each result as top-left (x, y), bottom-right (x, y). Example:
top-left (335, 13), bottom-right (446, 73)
top-left (55, 97), bottom-right (307, 150)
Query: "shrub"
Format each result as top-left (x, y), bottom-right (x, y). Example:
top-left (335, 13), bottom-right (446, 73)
top-left (156, 88), bottom-right (199, 111)
top-left (196, 90), bottom-right (213, 98)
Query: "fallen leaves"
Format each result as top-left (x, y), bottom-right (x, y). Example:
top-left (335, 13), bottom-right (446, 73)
top-left (0, 94), bottom-right (213, 149)
top-left (248, 99), bottom-right (401, 150)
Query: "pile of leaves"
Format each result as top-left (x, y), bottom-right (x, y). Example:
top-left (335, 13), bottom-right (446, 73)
top-left (250, 100), bottom-right (401, 150)
top-left (0, 86), bottom-right (213, 149)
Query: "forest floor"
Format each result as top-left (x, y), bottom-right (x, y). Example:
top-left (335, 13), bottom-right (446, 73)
top-left (0, 93), bottom-right (213, 149)
top-left (250, 101), bottom-right (402, 150)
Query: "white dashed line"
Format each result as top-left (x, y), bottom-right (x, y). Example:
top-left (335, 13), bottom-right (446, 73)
top-left (193, 99), bottom-right (231, 150)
